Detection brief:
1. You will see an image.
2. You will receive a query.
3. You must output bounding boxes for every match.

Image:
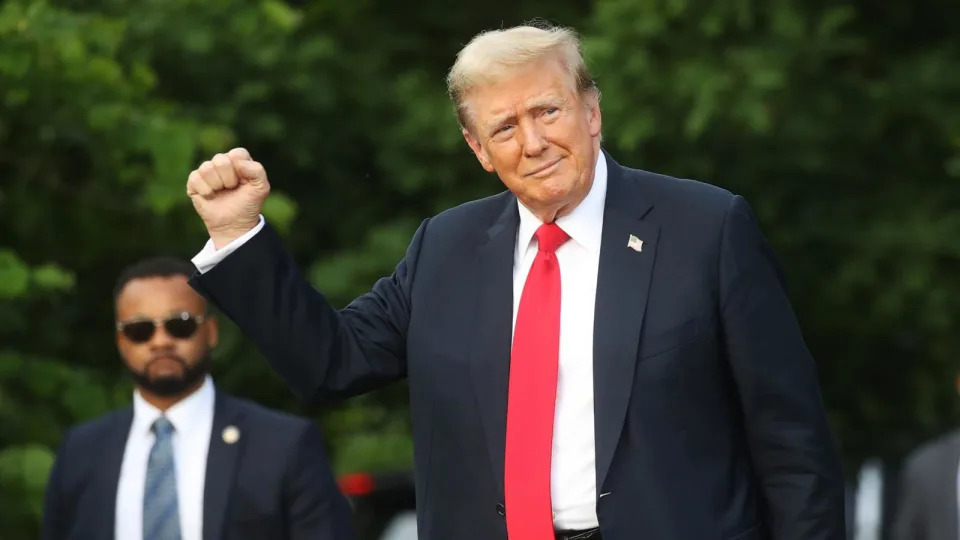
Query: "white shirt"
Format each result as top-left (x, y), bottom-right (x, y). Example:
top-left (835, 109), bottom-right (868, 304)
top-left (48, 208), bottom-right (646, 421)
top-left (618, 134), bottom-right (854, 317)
top-left (115, 375), bottom-right (215, 540)
top-left (190, 154), bottom-right (608, 530)
top-left (513, 154), bottom-right (605, 530)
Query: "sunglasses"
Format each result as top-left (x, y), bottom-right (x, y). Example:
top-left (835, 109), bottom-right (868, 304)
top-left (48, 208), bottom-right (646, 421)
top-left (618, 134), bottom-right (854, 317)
top-left (116, 312), bottom-right (206, 343)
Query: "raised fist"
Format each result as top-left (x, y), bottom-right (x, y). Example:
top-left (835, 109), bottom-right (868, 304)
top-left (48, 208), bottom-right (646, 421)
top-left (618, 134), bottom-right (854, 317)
top-left (186, 147), bottom-right (270, 248)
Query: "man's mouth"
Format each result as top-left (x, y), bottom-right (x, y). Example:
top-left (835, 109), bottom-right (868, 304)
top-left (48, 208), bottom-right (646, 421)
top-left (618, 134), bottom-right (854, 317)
top-left (525, 157), bottom-right (563, 178)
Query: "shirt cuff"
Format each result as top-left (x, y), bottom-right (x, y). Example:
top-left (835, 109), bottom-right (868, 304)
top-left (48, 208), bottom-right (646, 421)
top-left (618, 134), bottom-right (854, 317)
top-left (191, 215), bottom-right (266, 274)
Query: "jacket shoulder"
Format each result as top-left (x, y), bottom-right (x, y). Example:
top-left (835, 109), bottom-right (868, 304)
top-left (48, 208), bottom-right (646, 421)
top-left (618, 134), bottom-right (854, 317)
top-left (901, 429), bottom-right (960, 475)
top-left (610, 164), bottom-right (747, 241)
top-left (424, 190), bottom-right (514, 237)
top-left (62, 407), bottom-right (132, 447)
top-left (625, 165), bottom-right (737, 215)
top-left (433, 189), bottom-right (514, 221)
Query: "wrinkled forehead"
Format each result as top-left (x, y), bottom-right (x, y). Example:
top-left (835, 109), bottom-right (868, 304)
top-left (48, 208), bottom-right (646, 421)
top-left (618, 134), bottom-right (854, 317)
top-left (462, 57), bottom-right (581, 129)
top-left (115, 276), bottom-right (206, 319)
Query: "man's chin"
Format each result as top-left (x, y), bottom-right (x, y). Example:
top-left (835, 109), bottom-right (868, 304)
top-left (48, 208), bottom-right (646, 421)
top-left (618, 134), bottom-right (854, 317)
top-left (139, 375), bottom-right (195, 397)
top-left (126, 353), bottom-right (211, 398)
top-left (130, 366), bottom-right (207, 397)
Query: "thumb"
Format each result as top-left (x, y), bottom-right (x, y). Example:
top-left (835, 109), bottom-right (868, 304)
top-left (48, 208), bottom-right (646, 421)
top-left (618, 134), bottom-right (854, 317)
top-left (237, 160), bottom-right (267, 186)
top-left (188, 188), bottom-right (212, 214)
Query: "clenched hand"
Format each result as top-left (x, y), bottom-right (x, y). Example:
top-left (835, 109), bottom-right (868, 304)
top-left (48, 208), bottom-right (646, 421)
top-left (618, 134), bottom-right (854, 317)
top-left (186, 147), bottom-right (271, 249)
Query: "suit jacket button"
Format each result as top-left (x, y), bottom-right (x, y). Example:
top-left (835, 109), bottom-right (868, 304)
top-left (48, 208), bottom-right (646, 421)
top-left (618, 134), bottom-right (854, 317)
top-left (496, 503), bottom-right (505, 516)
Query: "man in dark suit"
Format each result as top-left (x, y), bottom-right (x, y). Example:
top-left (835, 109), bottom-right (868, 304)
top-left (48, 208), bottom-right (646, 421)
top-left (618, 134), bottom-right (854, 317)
top-left (184, 23), bottom-right (845, 540)
top-left (890, 428), bottom-right (960, 539)
top-left (41, 256), bottom-right (354, 540)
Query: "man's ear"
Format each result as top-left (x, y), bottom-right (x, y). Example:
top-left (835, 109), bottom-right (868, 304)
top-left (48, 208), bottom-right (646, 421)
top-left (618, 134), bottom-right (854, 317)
top-left (205, 315), bottom-right (219, 348)
top-left (585, 92), bottom-right (602, 138)
top-left (463, 129), bottom-right (496, 173)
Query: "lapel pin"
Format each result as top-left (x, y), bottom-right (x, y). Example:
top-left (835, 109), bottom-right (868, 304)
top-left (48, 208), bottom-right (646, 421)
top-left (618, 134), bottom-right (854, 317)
top-left (222, 425), bottom-right (240, 445)
top-left (627, 235), bottom-right (643, 252)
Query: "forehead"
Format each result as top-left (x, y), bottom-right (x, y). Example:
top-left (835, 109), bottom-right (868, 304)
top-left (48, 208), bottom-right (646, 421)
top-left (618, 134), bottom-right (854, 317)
top-left (116, 276), bottom-right (205, 318)
top-left (466, 57), bottom-right (576, 123)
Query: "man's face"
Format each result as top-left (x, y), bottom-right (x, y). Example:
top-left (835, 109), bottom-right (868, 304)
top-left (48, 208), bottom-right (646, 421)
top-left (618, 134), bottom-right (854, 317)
top-left (115, 275), bottom-right (218, 396)
top-left (462, 55), bottom-right (602, 221)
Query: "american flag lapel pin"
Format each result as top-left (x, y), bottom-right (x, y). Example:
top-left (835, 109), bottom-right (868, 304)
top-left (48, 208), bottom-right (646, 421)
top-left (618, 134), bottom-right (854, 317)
top-left (627, 234), bottom-right (643, 252)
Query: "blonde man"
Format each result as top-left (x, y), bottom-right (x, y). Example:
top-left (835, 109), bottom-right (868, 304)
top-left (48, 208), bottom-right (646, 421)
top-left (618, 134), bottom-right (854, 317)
top-left (185, 23), bottom-right (845, 540)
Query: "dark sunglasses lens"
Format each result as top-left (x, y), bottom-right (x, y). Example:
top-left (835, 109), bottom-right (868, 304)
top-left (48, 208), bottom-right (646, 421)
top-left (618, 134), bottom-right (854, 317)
top-left (164, 317), bottom-right (199, 339)
top-left (122, 322), bottom-right (156, 343)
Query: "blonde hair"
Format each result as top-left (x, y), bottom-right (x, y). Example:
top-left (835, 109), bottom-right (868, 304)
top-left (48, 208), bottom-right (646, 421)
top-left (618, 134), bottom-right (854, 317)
top-left (446, 22), bottom-right (597, 130)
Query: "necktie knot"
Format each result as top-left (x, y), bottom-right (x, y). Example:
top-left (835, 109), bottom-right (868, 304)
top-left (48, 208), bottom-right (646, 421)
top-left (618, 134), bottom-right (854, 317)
top-left (535, 222), bottom-right (569, 254)
top-left (152, 417), bottom-right (175, 439)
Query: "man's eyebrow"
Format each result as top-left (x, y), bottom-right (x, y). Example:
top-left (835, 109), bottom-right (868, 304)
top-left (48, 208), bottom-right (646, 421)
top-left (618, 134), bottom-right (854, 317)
top-left (526, 96), bottom-right (564, 110)
top-left (484, 113), bottom-right (515, 133)
top-left (483, 97), bottom-right (565, 134)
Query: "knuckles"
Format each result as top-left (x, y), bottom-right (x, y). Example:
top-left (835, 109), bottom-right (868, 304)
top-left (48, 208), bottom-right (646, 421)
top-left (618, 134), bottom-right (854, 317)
top-left (187, 149), bottom-right (270, 195)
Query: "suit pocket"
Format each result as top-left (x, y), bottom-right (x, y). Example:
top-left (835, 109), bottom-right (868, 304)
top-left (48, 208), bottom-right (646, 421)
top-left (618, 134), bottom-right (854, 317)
top-left (638, 316), bottom-right (713, 360)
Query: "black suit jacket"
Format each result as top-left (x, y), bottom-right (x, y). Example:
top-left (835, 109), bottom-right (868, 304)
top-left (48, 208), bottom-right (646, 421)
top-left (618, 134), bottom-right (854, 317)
top-left (41, 389), bottom-right (354, 540)
top-left (191, 151), bottom-right (846, 539)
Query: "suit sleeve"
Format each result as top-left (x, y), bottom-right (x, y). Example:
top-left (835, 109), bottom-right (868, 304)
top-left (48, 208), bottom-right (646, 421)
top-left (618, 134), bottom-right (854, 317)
top-left (718, 195), bottom-right (846, 539)
top-left (889, 455), bottom-right (926, 540)
top-left (190, 218), bottom-right (430, 404)
top-left (281, 423), bottom-right (356, 540)
top-left (41, 433), bottom-right (70, 540)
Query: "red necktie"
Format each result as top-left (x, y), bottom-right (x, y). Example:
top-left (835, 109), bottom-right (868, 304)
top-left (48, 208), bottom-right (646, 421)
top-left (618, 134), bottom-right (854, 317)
top-left (505, 222), bottom-right (570, 540)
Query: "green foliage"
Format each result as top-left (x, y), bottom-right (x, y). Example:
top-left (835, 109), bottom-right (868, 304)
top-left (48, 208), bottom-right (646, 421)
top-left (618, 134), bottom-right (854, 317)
top-left (1, 0), bottom-right (958, 536)
top-left (0, 249), bottom-right (31, 298)
top-left (0, 444), bottom-right (55, 532)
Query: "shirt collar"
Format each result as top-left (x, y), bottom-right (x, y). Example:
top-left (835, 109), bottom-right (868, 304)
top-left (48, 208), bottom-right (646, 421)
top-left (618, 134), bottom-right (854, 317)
top-left (131, 374), bottom-right (215, 438)
top-left (516, 151), bottom-right (607, 257)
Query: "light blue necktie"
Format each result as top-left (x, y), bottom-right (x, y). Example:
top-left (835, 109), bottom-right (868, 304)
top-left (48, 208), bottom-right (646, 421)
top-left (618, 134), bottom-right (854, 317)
top-left (143, 416), bottom-right (181, 540)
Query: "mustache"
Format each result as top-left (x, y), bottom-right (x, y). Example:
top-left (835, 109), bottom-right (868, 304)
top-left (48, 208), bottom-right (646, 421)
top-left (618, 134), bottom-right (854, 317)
top-left (146, 354), bottom-right (188, 368)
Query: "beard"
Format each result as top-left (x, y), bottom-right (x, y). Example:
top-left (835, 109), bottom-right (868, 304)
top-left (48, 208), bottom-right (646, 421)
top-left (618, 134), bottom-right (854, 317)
top-left (127, 352), bottom-right (211, 397)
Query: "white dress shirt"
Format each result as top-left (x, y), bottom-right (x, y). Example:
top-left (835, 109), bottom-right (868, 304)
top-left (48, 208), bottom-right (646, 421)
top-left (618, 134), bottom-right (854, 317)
top-left (191, 154), bottom-right (608, 530)
top-left (513, 154), bottom-right (605, 530)
top-left (116, 375), bottom-right (215, 540)
top-left (193, 218), bottom-right (265, 274)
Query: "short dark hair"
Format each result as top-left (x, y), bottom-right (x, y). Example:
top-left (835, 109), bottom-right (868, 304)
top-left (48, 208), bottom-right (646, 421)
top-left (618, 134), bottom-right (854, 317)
top-left (113, 256), bottom-right (198, 301)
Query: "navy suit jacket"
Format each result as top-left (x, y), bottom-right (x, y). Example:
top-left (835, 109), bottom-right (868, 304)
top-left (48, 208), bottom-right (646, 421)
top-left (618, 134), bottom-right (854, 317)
top-left (41, 390), bottom-right (354, 540)
top-left (190, 151), bottom-right (846, 540)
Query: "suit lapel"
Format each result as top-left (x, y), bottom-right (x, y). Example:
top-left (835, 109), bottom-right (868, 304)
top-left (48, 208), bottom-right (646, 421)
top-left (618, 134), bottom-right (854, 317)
top-left (593, 153), bottom-right (659, 492)
top-left (98, 408), bottom-right (133, 538)
top-left (203, 391), bottom-right (243, 540)
top-left (469, 197), bottom-right (520, 497)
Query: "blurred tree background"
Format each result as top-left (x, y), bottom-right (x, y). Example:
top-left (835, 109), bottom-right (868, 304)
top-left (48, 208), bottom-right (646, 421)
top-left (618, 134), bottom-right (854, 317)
top-left (1, 0), bottom-right (958, 536)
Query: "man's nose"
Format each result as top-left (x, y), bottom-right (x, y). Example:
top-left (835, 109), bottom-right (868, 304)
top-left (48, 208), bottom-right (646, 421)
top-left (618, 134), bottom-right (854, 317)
top-left (148, 324), bottom-right (176, 348)
top-left (518, 119), bottom-right (548, 157)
